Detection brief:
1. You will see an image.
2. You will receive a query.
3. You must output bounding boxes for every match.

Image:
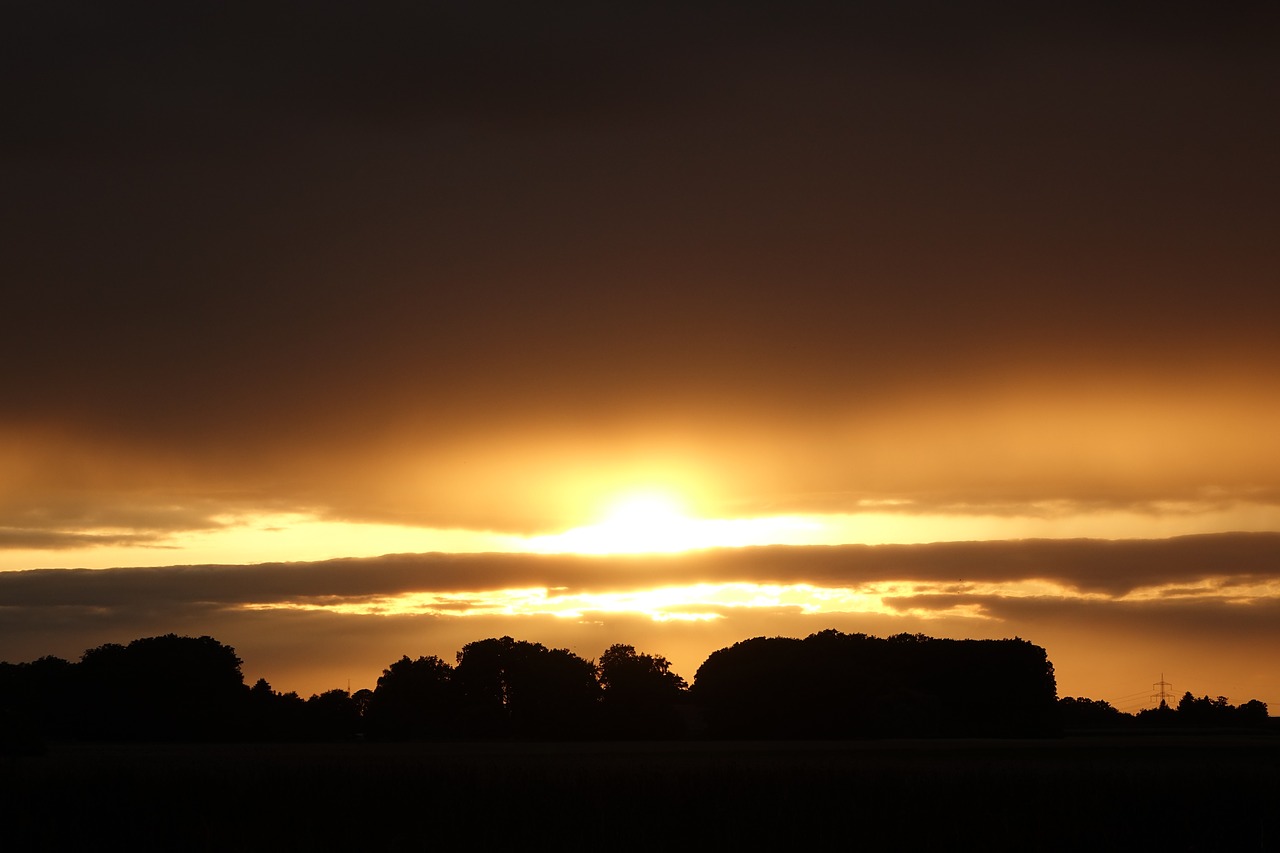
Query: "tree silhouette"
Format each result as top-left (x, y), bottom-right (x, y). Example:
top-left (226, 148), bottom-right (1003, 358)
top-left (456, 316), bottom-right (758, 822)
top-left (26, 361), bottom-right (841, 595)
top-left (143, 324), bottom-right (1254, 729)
top-left (303, 689), bottom-right (361, 740)
top-left (693, 636), bottom-right (809, 738)
top-left (599, 644), bottom-right (687, 700)
top-left (76, 634), bottom-right (246, 740)
top-left (1058, 696), bottom-right (1129, 730)
top-left (1167, 692), bottom-right (1271, 729)
top-left (1136, 700), bottom-right (1176, 727)
top-left (598, 644), bottom-right (688, 738)
top-left (244, 677), bottom-right (305, 740)
top-left (0, 656), bottom-right (75, 737)
top-left (693, 631), bottom-right (1058, 738)
top-left (17, 629), bottom-right (1234, 743)
top-left (1237, 698), bottom-right (1269, 726)
top-left (453, 637), bottom-right (599, 738)
top-left (351, 687), bottom-right (374, 720)
top-left (0, 655), bottom-right (76, 752)
top-left (365, 655), bottom-right (457, 740)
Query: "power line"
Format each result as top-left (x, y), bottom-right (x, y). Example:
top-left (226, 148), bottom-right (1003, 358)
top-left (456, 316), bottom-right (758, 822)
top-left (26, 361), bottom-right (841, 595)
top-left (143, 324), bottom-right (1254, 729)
top-left (1104, 688), bottom-right (1159, 712)
top-left (1115, 699), bottom-right (1151, 714)
top-left (1109, 689), bottom-right (1156, 702)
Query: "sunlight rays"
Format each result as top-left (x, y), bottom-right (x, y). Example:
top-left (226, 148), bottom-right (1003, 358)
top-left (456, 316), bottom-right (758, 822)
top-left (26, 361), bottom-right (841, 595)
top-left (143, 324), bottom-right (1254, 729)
top-left (238, 581), bottom-right (979, 621)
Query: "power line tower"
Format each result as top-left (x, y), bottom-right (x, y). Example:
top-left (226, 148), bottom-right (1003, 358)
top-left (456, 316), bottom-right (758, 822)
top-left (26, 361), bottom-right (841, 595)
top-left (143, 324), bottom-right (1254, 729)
top-left (1151, 673), bottom-right (1173, 708)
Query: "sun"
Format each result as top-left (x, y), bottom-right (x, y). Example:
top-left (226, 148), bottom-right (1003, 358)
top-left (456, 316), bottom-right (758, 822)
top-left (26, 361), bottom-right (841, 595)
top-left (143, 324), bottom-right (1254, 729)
top-left (520, 488), bottom-right (829, 555)
top-left (601, 492), bottom-right (688, 531)
top-left (527, 490), bottom-right (701, 554)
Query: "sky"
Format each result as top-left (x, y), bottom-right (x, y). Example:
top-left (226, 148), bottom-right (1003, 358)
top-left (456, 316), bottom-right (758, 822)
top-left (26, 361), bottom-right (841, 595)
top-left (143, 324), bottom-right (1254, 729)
top-left (3, 1), bottom-right (1279, 710)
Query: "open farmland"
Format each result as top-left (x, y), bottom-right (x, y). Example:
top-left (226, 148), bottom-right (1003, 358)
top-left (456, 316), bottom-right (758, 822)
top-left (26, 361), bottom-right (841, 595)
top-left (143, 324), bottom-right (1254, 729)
top-left (4, 736), bottom-right (1277, 851)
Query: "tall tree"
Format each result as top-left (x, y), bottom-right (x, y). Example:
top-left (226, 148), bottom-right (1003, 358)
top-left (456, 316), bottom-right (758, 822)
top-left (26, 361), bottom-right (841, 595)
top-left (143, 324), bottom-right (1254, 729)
top-left (454, 637), bottom-right (599, 738)
top-left (599, 644), bottom-right (686, 701)
top-left (366, 655), bottom-right (457, 740)
top-left (77, 634), bottom-right (246, 740)
top-left (598, 644), bottom-right (687, 738)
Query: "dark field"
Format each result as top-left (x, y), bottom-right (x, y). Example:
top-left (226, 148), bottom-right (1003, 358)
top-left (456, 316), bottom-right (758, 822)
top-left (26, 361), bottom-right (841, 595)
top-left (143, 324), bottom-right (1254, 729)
top-left (5, 737), bottom-right (1278, 851)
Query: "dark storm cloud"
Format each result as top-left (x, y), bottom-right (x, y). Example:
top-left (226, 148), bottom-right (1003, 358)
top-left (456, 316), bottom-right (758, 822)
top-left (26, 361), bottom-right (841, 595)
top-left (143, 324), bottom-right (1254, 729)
top-left (4, 533), bottom-right (1278, 613)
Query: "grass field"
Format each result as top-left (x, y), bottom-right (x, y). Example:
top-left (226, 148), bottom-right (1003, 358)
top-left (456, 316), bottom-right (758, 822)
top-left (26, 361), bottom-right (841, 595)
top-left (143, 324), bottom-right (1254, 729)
top-left (4, 736), bottom-right (1277, 851)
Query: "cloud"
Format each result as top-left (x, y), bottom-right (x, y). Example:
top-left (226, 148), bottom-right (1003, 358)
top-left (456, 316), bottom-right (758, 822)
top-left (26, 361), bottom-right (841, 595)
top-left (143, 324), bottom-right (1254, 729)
top-left (2, 2), bottom-right (1278, 535)
top-left (0, 529), bottom-right (170, 550)
top-left (955, 594), bottom-right (1280, 708)
top-left (5, 532), bottom-right (1280, 612)
top-left (4, 381), bottom-right (1280, 538)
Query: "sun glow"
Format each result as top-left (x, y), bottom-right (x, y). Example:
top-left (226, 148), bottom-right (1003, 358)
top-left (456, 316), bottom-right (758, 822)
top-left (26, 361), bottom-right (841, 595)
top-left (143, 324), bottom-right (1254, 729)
top-left (526, 492), bottom-right (695, 553)
top-left (238, 582), bottom-right (912, 621)
top-left (8, 494), bottom-right (1280, 572)
top-left (239, 578), bottom-right (1128, 622)
top-left (522, 490), bottom-right (823, 555)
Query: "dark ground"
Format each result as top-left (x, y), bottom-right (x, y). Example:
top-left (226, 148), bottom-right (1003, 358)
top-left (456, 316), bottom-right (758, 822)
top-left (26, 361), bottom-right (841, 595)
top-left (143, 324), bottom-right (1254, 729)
top-left (4, 736), bottom-right (1277, 851)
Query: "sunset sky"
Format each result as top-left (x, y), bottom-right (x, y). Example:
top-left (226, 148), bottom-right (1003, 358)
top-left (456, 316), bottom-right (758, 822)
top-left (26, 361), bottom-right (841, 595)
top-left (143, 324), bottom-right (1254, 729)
top-left (4, 2), bottom-right (1279, 710)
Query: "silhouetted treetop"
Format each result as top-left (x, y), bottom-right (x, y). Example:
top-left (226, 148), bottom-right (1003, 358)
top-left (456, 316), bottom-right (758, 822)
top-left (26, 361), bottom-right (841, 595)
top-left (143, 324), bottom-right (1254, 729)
top-left (453, 637), bottom-right (599, 738)
top-left (693, 630), bottom-right (1058, 738)
top-left (599, 643), bottom-right (687, 704)
top-left (1154, 691), bottom-right (1272, 728)
top-left (0, 655), bottom-right (77, 742)
top-left (76, 634), bottom-right (246, 740)
top-left (25, 629), bottom-right (1273, 743)
top-left (366, 655), bottom-right (457, 740)
top-left (596, 643), bottom-right (688, 739)
top-left (1058, 696), bottom-right (1130, 730)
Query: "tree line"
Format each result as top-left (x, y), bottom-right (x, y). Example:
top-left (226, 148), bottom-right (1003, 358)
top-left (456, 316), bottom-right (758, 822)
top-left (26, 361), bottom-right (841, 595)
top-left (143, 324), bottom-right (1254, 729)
top-left (0, 634), bottom-right (687, 745)
top-left (1058, 692), bottom-right (1270, 730)
top-left (0, 630), bottom-right (1269, 748)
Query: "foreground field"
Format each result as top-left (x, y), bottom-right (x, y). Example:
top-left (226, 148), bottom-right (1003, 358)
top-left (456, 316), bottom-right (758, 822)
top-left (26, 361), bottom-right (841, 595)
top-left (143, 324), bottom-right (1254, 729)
top-left (5, 736), bottom-right (1277, 851)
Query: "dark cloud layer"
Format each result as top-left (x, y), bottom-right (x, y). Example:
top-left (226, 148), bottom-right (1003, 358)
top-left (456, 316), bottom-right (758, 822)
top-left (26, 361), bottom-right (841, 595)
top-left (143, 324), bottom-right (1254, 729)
top-left (3, 2), bottom-right (1279, 530)
top-left (0, 528), bottom-right (166, 550)
top-left (4, 532), bottom-right (1278, 610)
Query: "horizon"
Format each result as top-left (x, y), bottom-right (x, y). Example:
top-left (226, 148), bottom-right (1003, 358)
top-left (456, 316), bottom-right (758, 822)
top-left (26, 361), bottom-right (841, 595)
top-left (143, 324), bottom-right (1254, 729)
top-left (5, 533), bottom-right (1279, 710)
